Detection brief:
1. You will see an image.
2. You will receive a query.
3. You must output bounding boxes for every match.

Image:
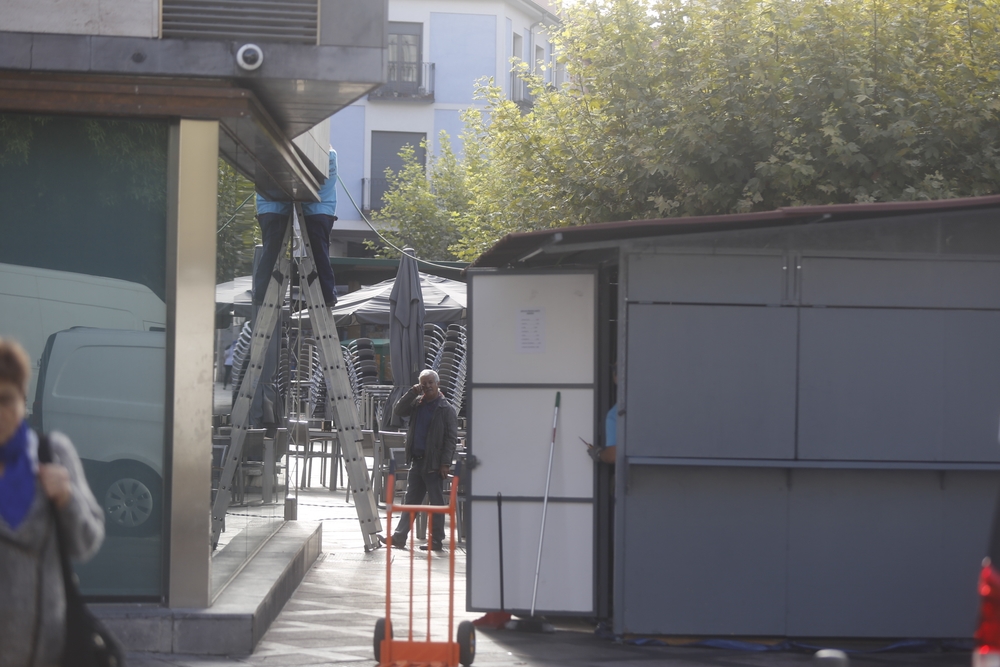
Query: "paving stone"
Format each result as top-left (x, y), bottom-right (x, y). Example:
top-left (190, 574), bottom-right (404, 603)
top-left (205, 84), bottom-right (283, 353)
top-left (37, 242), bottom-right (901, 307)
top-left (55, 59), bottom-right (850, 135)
top-left (128, 486), bottom-right (972, 667)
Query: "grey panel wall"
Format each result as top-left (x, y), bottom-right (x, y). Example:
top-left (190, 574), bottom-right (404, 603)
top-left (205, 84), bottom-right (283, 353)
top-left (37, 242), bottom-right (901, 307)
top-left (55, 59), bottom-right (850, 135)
top-left (799, 308), bottom-right (1000, 462)
top-left (800, 257), bottom-right (1000, 309)
top-left (787, 470), bottom-right (944, 637)
top-left (622, 466), bottom-right (789, 635)
top-left (941, 473), bottom-right (1000, 628)
top-left (627, 303), bottom-right (796, 459)
top-left (625, 252), bottom-right (1000, 464)
top-left (628, 253), bottom-right (786, 304)
top-left (619, 247), bottom-right (1000, 638)
top-left (786, 470), bottom-right (993, 637)
top-left (621, 466), bottom-right (997, 637)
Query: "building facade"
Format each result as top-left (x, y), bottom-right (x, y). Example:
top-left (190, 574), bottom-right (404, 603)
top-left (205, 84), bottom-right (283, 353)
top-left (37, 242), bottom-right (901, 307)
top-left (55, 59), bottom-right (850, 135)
top-left (329, 0), bottom-right (558, 251)
top-left (0, 0), bottom-right (387, 633)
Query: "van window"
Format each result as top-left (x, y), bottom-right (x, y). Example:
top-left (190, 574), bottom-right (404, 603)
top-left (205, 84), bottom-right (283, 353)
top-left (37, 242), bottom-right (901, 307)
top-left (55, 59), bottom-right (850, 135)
top-left (53, 345), bottom-right (165, 405)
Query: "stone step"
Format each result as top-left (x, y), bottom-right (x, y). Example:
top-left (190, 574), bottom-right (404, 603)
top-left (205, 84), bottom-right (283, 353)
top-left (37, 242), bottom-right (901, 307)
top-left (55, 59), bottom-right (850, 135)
top-left (92, 521), bottom-right (321, 655)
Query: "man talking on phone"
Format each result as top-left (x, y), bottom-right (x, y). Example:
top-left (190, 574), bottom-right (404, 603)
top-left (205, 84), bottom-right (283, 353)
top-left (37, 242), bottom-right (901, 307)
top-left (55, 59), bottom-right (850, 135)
top-left (381, 369), bottom-right (458, 552)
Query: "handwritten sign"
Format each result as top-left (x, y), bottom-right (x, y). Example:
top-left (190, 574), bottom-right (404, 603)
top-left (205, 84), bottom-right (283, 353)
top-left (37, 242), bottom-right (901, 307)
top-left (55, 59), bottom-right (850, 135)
top-left (517, 308), bottom-right (544, 353)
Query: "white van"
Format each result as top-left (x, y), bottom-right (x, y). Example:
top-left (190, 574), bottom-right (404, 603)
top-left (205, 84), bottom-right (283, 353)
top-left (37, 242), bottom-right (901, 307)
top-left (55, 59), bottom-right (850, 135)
top-left (0, 262), bottom-right (166, 407)
top-left (34, 327), bottom-right (165, 536)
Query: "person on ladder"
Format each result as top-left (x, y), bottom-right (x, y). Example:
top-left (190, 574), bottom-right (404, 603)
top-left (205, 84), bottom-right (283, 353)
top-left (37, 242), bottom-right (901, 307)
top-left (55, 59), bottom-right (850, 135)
top-left (250, 149), bottom-right (340, 429)
top-left (253, 148), bottom-right (340, 310)
top-left (380, 370), bottom-right (458, 552)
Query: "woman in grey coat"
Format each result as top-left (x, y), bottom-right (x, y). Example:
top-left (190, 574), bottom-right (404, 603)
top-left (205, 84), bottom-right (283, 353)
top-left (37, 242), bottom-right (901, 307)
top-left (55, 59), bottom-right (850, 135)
top-left (0, 338), bottom-right (105, 667)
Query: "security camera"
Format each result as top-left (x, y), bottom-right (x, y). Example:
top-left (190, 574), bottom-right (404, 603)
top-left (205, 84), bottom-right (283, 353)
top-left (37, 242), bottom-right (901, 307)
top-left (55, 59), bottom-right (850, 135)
top-left (236, 44), bottom-right (263, 71)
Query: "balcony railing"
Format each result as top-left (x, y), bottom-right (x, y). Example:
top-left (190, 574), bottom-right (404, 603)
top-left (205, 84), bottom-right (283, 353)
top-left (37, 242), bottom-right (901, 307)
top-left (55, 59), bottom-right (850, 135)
top-left (369, 62), bottom-right (435, 102)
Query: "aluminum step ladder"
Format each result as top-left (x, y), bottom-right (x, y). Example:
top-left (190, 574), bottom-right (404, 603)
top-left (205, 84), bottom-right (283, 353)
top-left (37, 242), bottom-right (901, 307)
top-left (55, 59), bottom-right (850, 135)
top-left (211, 207), bottom-right (383, 551)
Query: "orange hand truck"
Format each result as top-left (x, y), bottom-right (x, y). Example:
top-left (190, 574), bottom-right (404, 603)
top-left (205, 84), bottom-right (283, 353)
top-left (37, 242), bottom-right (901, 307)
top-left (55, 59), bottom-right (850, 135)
top-left (374, 468), bottom-right (475, 667)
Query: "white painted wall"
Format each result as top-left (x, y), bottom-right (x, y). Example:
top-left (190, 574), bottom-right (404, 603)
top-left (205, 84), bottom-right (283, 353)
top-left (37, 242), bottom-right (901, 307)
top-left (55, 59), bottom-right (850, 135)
top-left (2, 0), bottom-right (159, 38)
top-left (387, 0), bottom-right (554, 98)
top-left (329, 0), bottom-right (556, 231)
top-left (356, 0), bottom-right (555, 179)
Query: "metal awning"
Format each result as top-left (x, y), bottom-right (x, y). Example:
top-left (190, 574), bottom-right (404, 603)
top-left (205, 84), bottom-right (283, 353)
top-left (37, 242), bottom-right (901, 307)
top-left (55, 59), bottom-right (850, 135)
top-left (471, 194), bottom-right (1000, 269)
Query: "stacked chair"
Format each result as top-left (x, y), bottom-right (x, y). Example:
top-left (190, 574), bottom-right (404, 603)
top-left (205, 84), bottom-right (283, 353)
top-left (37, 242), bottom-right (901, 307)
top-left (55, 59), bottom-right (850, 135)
top-left (300, 337), bottom-right (327, 419)
top-left (432, 324), bottom-right (468, 414)
top-left (229, 322), bottom-right (253, 402)
top-left (423, 323), bottom-right (446, 370)
top-left (276, 334), bottom-right (327, 420)
top-left (342, 338), bottom-right (381, 406)
top-left (355, 340), bottom-right (380, 385)
top-left (342, 343), bottom-right (361, 406)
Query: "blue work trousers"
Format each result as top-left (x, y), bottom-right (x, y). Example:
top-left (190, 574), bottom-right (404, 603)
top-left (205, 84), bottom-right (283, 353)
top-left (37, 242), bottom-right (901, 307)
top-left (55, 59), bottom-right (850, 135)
top-left (391, 460), bottom-right (446, 548)
top-left (253, 212), bottom-right (338, 307)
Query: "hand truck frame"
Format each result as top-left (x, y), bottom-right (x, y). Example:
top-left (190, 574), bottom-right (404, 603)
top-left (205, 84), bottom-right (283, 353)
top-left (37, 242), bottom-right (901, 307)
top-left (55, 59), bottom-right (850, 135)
top-left (375, 469), bottom-right (475, 666)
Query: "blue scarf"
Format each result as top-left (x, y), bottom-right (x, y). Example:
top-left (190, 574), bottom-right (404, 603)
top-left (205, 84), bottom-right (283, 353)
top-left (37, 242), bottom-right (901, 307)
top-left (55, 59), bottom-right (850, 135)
top-left (0, 420), bottom-right (36, 530)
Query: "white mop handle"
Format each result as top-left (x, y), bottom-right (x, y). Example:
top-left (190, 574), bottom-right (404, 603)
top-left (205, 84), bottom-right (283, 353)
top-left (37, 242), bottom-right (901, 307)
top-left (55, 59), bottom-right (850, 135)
top-left (531, 391), bottom-right (560, 617)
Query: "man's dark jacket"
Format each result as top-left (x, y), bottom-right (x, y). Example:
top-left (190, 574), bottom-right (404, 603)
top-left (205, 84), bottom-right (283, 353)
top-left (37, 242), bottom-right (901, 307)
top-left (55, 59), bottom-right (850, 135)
top-left (393, 386), bottom-right (458, 471)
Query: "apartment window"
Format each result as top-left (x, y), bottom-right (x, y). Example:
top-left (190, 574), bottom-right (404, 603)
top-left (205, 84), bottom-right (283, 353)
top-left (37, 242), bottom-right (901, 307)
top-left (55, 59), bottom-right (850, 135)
top-left (389, 22), bottom-right (422, 92)
top-left (370, 21), bottom-right (435, 101)
top-left (369, 131), bottom-right (426, 210)
top-left (511, 32), bottom-right (529, 104)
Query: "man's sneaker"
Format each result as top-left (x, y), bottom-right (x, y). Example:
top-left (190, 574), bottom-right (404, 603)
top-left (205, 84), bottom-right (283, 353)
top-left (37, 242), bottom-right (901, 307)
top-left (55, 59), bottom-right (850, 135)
top-left (419, 543), bottom-right (444, 552)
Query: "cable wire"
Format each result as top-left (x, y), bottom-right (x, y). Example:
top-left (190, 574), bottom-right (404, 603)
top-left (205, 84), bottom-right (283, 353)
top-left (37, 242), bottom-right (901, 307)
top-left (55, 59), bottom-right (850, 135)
top-left (336, 174), bottom-right (465, 273)
top-left (217, 192), bottom-right (256, 234)
top-left (232, 176), bottom-right (467, 270)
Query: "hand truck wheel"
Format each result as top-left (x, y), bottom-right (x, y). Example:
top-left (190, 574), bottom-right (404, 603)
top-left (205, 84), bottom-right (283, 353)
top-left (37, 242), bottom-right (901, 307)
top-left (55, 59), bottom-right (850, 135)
top-left (374, 617), bottom-right (392, 661)
top-left (457, 619), bottom-right (476, 666)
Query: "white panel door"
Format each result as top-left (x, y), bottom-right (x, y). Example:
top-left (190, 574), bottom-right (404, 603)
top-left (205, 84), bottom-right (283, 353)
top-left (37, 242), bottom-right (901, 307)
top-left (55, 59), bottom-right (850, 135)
top-left (467, 271), bottom-right (596, 614)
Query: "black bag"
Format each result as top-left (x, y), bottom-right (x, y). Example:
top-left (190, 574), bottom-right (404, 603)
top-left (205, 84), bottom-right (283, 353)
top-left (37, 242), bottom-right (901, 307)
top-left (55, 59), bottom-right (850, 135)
top-left (37, 433), bottom-right (126, 667)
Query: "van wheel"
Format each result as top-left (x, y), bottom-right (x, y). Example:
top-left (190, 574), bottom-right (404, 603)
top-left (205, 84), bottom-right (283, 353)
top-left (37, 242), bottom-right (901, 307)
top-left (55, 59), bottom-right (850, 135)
top-left (101, 463), bottom-right (161, 537)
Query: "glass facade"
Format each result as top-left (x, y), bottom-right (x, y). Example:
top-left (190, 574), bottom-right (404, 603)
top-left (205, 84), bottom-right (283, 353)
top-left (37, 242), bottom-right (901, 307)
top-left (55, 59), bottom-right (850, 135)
top-left (0, 113), bottom-right (168, 599)
top-left (209, 321), bottom-right (285, 600)
top-left (210, 157), bottom-right (287, 600)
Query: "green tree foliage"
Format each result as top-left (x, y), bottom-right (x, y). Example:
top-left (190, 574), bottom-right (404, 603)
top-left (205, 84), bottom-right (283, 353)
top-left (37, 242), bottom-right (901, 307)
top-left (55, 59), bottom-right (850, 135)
top-left (0, 115), bottom-right (167, 209)
top-left (0, 114), bottom-right (170, 298)
top-left (82, 119), bottom-right (167, 209)
top-left (449, 0), bottom-right (1000, 260)
top-left (372, 133), bottom-right (468, 261)
top-left (216, 159), bottom-right (259, 282)
top-left (0, 114), bottom-right (45, 167)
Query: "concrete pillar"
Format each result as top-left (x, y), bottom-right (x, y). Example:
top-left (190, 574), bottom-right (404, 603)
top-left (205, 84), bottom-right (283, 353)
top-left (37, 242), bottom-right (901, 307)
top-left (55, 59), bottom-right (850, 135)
top-left (166, 119), bottom-right (218, 608)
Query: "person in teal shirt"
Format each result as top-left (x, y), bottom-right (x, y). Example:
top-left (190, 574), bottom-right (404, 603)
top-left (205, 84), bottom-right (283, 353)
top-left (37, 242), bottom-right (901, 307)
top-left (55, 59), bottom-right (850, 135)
top-left (586, 364), bottom-right (618, 464)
